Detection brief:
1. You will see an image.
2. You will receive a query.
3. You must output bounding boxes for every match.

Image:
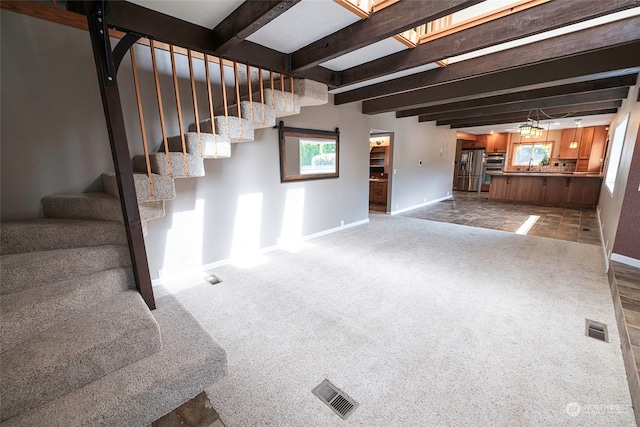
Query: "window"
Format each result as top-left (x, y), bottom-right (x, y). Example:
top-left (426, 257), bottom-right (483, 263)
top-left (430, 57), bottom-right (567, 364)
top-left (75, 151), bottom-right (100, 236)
top-left (512, 142), bottom-right (552, 167)
top-left (605, 114), bottom-right (629, 194)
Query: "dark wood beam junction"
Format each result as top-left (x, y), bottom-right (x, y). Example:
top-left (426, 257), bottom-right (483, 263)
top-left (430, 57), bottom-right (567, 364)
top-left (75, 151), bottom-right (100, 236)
top-left (396, 73), bottom-right (638, 118)
top-left (336, 16), bottom-right (640, 108)
top-left (437, 104), bottom-right (622, 128)
top-left (211, 0), bottom-right (301, 54)
top-left (357, 44), bottom-right (640, 115)
top-left (417, 87), bottom-right (630, 122)
top-left (290, 0), bottom-right (482, 72)
top-left (336, 0), bottom-right (640, 88)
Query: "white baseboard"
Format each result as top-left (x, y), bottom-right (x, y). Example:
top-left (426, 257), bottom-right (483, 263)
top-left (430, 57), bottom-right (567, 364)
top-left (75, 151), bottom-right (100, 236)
top-left (153, 218), bottom-right (370, 286)
top-left (611, 253), bottom-right (640, 269)
top-left (389, 195), bottom-right (452, 216)
top-left (596, 207), bottom-right (609, 271)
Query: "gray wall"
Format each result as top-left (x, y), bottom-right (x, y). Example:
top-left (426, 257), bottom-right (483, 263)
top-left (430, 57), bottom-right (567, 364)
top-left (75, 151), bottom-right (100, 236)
top-left (1, 10), bottom-right (458, 280)
top-left (598, 79), bottom-right (640, 262)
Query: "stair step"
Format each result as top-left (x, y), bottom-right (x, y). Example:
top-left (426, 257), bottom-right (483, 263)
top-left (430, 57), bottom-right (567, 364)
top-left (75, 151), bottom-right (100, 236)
top-left (189, 116), bottom-right (254, 143)
top-left (0, 290), bottom-right (162, 422)
top-left (133, 152), bottom-right (205, 178)
top-left (0, 218), bottom-right (126, 255)
top-left (1, 245), bottom-right (131, 295)
top-left (294, 78), bottom-right (329, 107)
top-left (166, 132), bottom-right (231, 159)
top-left (41, 192), bottom-right (165, 222)
top-left (102, 172), bottom-right (176, 203)
top-left (1, 267), bottom-right (134, 351)
top-left (254, 88), bottom-right (300, 117)
top-left (215, 101), bottom-right (276, 130)
top-left (2, 293), bottom-right (227, 427)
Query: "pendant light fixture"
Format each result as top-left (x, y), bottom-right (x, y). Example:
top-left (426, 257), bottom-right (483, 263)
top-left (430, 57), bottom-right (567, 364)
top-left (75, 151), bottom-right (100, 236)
top-left (569, 119), bottom-right (581, 149)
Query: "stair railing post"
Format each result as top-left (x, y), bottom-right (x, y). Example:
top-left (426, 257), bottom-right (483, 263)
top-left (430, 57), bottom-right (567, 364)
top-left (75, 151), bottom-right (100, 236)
top-left (82, 0), bottom-right (155, 310)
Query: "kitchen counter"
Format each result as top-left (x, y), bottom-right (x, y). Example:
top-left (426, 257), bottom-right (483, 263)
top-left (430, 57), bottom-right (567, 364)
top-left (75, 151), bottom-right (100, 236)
top-left (488, 171), bottom-right (602, 177)
top-left (489, 173), bottom-right (602, 208)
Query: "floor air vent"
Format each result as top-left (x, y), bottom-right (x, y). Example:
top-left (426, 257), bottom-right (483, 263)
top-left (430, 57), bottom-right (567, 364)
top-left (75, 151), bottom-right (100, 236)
top-left (312, 379), bottom-right (358, 420)
top-left (204, 274), bottom-right (222, 285)
top-left (585, 319), bottom-right (608, 342)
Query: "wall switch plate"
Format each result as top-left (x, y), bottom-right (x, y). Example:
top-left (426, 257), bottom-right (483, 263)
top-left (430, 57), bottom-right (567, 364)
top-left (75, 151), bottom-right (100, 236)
top-left (340, 220), bottom-right (344, 226)
top-left (393, 168), bottom-right (397, 174)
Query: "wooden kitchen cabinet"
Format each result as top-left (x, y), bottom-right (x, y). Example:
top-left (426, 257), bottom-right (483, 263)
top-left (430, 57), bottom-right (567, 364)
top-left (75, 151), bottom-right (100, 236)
top-left (369, 146), bottom-right (389, 175)
top-left (460, 137), bottom-right (485, 149)
top-left (565, 177), bottom-right (601, 207)
top-left (542, 176), bottom-right (567, 206)
top-left (559, 127), bottom-right (582, 159)
top-left (369, 180), bottom-right (388, 204)
top-left (587, 126), bottom-right (608, 173)
top-left (485, 133), bottom-right (508, 153)
top-left (578, 126), bottom-right (595, 159)
top-left (508, 176), bottom-right (544, 203)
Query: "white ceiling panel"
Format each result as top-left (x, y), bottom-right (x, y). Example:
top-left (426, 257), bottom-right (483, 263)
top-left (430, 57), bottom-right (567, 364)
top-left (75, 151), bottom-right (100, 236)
top-left (128, 0), bottom-right (245, 29)
top-left (329, 62), bottom-right (440, 94)
top-left (320, 38), bottom-right (408, 71)
top-left (246, 0), bottom-right (361, 54)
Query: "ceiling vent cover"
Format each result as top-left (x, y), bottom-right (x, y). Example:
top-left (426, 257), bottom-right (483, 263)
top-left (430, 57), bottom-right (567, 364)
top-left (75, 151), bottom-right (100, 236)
top-left (312, 379), bottom-right (358, 420)
top-left (585, 319), bottom-right (608, 342)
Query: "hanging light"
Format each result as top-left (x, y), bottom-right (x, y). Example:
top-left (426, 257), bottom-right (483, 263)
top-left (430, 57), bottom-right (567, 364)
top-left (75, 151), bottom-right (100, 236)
top-left (542, 121), bottom-right (552, 150)
top-left (569, 119), bottom-right (581, 149)
top-left (519, 109), bottom-right (544, 137)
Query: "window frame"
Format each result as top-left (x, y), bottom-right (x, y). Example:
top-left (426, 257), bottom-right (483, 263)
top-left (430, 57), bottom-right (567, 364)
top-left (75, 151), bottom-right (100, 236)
top-left (511, 141), bottom-right (553, 167)
top-left (605, 113), bottom-right (629, 195)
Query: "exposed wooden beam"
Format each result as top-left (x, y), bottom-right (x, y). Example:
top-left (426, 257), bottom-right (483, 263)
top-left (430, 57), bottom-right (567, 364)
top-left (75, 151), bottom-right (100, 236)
top-left (358, 48), bottom-right (640, 116)
top-left (396, 74), bottom-right (638, 118)
top-left (336, 0), bottom-right (640, 87)
top-left (337, 16), bottom-right (640, 108)
top-left (82, 1), bottom-right (155, 309)
top-left (211, 0), bottom-right (301, 54)
top-left (418, 87), bottom-right (630, 122)
top-left (290, 0), bottom-right (482, 72)
top-left (437, 103), bottom-right (622, 127)
top-left (447, 108), bottom-right (620, 128)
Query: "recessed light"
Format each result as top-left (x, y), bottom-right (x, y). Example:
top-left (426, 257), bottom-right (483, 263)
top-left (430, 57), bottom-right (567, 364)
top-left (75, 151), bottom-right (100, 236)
top-left (490, 130), bottom-right (495, 134)
top-left (553, 122), bottom-right (560, 125)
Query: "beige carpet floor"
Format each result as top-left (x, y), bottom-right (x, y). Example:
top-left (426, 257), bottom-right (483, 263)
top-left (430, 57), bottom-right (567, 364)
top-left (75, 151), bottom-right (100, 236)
top-left (157, 214), bottom-right (634, 426)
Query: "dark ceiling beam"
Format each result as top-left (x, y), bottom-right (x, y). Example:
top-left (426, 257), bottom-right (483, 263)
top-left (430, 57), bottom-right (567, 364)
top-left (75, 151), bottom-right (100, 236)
top-left (447, 108), bottom-right (620, 128)
top-left (396, 73), bottom-right (638, 118)
top-left (336, 16), bottom-right (640, 107)
top-left (336, 0), bottom-right (640, 88)
top-left (417, 87), bottom-right (630, 122)
top-left (211, 0), bottom-right (301, 54)
top-left (357, 43), bottom-right (640, 115)
top-left (435, 103), bottom-right (622, 127)
top-left (290, 0), bottom-right (482, 72)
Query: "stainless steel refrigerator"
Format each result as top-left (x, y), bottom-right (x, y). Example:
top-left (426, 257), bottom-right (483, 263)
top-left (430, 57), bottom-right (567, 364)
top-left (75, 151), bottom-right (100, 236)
top-left (456, 149), bottom-right (484, 192)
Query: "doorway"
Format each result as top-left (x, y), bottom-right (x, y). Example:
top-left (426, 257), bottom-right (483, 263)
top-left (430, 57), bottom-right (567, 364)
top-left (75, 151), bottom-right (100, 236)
top-left (369, 130), bottom-right (393, 213)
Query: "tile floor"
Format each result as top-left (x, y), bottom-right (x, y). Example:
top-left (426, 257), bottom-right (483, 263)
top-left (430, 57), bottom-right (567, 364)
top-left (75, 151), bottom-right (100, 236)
top-left (399, 191), bottom-right (602, 246)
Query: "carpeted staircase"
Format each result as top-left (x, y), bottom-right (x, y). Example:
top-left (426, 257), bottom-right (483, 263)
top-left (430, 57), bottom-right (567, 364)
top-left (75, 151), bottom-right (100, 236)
top-left (0, 78), bottom-right (327, 425)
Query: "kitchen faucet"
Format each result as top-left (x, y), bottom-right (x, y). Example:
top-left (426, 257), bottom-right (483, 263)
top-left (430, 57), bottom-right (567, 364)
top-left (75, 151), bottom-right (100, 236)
top-left (527, 157), bottom-right (533, 171)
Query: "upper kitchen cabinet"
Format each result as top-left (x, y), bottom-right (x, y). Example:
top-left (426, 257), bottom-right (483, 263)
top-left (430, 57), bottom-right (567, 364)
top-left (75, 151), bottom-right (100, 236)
top-left (575, 125), bottom-right (608, 172)
top-left (559, 127), bottom-right (582, 159)
top-left (369, 145), bottom-right (389, 175)
top-left (485, 133), bottom-right (509, 153)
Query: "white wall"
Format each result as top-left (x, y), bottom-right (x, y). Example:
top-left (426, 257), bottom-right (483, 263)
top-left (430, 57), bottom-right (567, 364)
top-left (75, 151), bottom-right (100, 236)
top-left (1, 10), bottom-right (457, 280)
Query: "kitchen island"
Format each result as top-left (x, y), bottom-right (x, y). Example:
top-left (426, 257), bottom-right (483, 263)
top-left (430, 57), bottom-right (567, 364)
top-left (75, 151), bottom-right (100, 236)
top-left (488, 172), bottom-right (602, 208)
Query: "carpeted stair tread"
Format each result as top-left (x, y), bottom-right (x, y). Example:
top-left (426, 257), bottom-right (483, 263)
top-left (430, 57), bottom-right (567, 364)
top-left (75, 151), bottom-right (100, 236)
top-left (133, 152), bottom-right (205, 178)
top-left (252, 88), bottom-right (300, 117)
top-left (1, 245), bottom-right (131, 295)
top-left (1, 267), bottom-right (135, 351)
top-left (41, 192), bottom-right (165, 222)
top-left (102, 172), bottom-right (175, 203)
top-left (293, 79), bottom-right (329, 107)
top-left (215, 100), bottom-right (276, 130)
top-left (1, 293), bottom-right (227, 427)
top-left (162, 132), bottom-right (231, 159)
top-left (188, 116), bottom-right (254, 143)
top-left (0, 290), bottom-right (162, 422)
top-left (0, 218), bottom-right (126, 255)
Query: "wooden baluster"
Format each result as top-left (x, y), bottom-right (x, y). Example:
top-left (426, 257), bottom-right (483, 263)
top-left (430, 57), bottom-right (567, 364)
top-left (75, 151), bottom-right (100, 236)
top-left (170, 44), bottom-right (189, 177)
top-left (187, 49), bottom-right (202, 157)
top-left (220, 59), bottom-right (231, 139)
top-left (290, 76), bottom-right (295, 111)
top-left (204, 55), bottom-right (218, 157)
top-left (150, 40), bottom-right (172, 177)
top-left (259, 67), bottom-right (265, 125)
top-left (247, 63), bottom-right (254, 123)
top-left (280, 73), bottom-right (285, 111)
top-left (270, 70), bottom-right (275, 109)
top-left (233, 61), bottom-right (242, 139)
top-left (130, 47), bottom-right (154, 198)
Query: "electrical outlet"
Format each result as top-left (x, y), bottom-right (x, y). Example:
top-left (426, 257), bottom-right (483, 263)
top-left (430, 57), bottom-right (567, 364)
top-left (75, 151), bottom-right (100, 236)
top-left (340, 220), bottom-right (344, 226)
top-left (394, 168), bottom-right (397, 174)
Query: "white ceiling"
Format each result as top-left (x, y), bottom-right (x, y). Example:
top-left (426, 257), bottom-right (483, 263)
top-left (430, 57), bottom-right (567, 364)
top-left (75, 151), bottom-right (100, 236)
top-left (320, 37), bottom-right (407, 71)
top-left (128, 0), bottom-right (245, 29)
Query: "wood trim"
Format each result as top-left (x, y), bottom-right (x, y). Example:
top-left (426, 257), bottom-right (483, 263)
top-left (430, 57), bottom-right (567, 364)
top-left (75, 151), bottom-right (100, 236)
top-left (280, 74), bottom-right (285, 111)
top-left (373, 0), bottom-right (400, 12)
top-left (149, 40), bottom-right (173, 177)
top-left (270, 71), bottom-right (275, 108)
top-left (204, 55), bottom-right (217, 143)
top-left (233, 61), bottom-right (243, 138)
top-left (332, 0), bottom-right (370, 19)
top-left (259, 67), bottom-right (265, 124)
top-left (129, 47), bottom-right (155, 198)
top-left (455, 131), bottom-right (477, 141)
top-left (392, 34), bottom-right (417, 49)
top-left (188, 49), bottom-right (203, 157)
top-left (247, 63), bottom-right (254, 122)
top-left (219, 60), bottom-right (231, 139)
